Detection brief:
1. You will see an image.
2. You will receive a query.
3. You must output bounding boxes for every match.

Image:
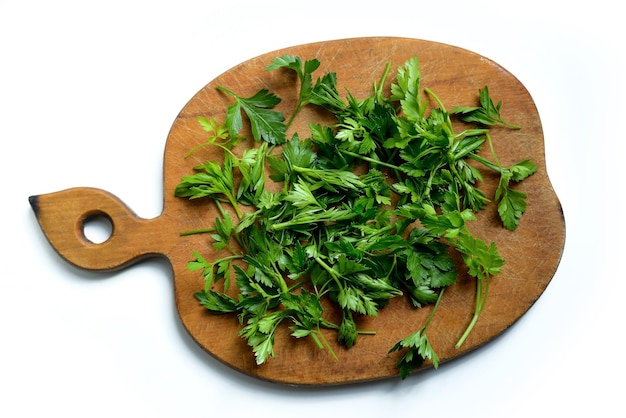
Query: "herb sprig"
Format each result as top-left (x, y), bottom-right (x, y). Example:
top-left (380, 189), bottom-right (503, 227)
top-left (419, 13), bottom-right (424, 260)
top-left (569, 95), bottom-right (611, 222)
top-left (175, 55), bottom-right (536, 378)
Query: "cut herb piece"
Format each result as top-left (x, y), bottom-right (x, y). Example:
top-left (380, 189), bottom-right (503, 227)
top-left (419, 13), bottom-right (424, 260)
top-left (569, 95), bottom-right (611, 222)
top-left (453, 230), bottom-right (505, 348)
top-left (266, 54), bottom-right (321, 128)
top-left (217, 86), bottom-right (287, 144)
top-left (451, 86), bottom-right (521, 129)
top-left (174, 153), bottom-right (242, 218)
top-left (468, 135), bottom-right (538, 230)
top-left (185, 116), bottom-right (238, 157)
top-left (389, 288), bottom-right (445, 378)
top-left (389, 328), bottom-right (439, 379)
top-left (494, 158), bottom-right (537, 229)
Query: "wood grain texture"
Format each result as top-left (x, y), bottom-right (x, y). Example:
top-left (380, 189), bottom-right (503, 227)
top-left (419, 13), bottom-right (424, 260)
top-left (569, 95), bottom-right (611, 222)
top-left (30, 37), bottom-right (565, 385)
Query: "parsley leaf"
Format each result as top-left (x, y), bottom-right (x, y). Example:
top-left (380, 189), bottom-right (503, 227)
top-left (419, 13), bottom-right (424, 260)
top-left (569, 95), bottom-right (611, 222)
top-left (388, 288), bottom-right (444, 378)
top-left (266, 54), bottom-right (321, 127)
top-left (195, 289), bottom-right (238, 314)
top-left (391, 56), bottom-right (427, 122)
top-left (494, 158), bottom-right (537, 230)
top-left (217, 86), bottom-right (286, 144)
top-left (185, 116), bottom-right (238, 157)
top-left (174, 153), bottom-right (242, 218)
top-left (497, 187), bottom-right (529, 231)
top-left (451, 86), bottom-right (521, 129)
top-left (389, 328), bottom-right (440, 379)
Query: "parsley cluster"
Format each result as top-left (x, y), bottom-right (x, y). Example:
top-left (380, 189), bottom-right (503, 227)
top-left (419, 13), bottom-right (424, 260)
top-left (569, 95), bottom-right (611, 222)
top-left (174, 55), bottom-right (536, 378)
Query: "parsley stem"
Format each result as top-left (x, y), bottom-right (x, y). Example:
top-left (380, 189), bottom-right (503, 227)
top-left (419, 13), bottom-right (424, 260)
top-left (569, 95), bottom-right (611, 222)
top-left (455, 313), bottom-right (480, 349)
top-left (216, 85), bottom-right (235, 97)
top-left (455, 273), bottom-right (490, 348)
top-left (484, 132), bottom-right (503, 170)
top-left (339, 150), bottom-right (402, 171)
top-left (424, 87), bottom-right (447, 112)
top-left (314, 256), bottom-right (345, 293)
top-left (277, 277), bottom-right (289, 294)
top-left (468, 153), bottom-right (501, 172)
top-left (213, 254), bottom-right (244, 263)
top-left (424, 287), bottom-right (445, 330)
top-left (286, 96), bottom-right (307, 130)
top-left (180, 227), bottom-right (216, 236)
top-left (467, 135), bottom-right (504, 174)
top-left (215, 191), bottom-right (242, 219)
top-left (214, 199), bottom-right (226, 217)
top-left (185, 141), bottom-right (236, 159)
top-left (313, 326), bottom-right (338, 361)
top-left (372, 61), bottom-right (392, 102)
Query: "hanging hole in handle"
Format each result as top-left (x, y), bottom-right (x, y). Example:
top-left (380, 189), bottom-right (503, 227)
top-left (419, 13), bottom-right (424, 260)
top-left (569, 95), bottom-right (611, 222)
top-left (81, 212), bottom-right (114, 244)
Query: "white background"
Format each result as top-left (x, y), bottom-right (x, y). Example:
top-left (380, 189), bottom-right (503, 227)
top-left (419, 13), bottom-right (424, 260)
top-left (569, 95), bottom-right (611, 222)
top-left (2, 1), bottom-right (624, 416)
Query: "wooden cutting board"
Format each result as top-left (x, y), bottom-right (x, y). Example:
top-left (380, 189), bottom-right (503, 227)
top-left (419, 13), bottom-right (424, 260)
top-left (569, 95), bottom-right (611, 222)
top-left (29, 37), bottom-right (565, 385)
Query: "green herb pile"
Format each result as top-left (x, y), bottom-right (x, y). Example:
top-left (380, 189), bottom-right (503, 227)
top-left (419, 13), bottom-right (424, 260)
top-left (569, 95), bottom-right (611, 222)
top-left (174, 55), bottom-right (536, 378)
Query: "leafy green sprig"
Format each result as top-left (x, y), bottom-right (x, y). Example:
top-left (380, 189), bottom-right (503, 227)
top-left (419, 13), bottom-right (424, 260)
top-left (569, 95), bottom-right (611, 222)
top-left (174, 55), bottom-right (536, 377)
top-left (217, 86), bottom-right (286, 145)
top-left (451, 86), bottom-right (522, 129)
top-left (266, 55), bottom-right (321, 128)
top-left (389, 288), bottom-right (444, 379)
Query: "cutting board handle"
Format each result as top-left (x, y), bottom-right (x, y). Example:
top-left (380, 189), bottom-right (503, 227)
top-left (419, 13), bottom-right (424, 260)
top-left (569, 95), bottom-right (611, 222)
top-left (29, 187), bottom-right (169, 271)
